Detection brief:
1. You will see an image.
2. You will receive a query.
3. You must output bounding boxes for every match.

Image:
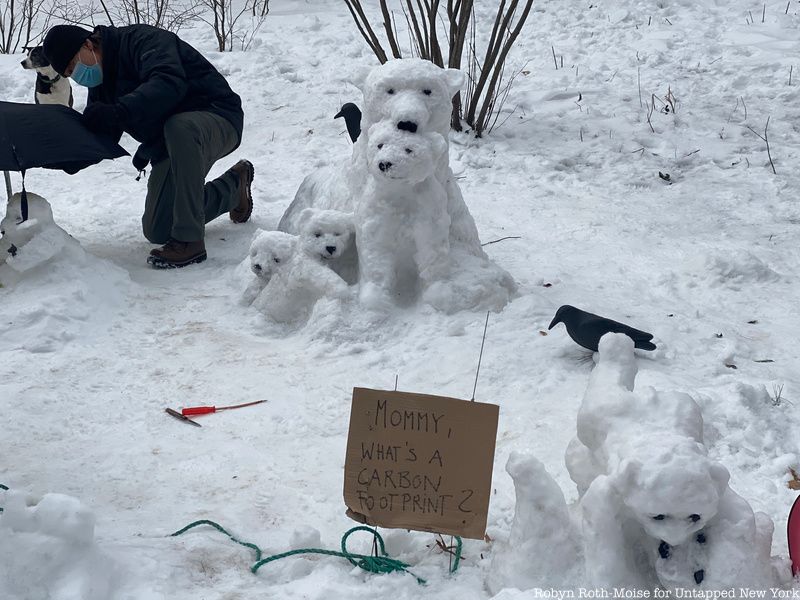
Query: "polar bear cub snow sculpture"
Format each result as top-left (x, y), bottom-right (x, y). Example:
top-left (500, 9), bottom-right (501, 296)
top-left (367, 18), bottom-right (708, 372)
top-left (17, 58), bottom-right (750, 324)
top-left (296, 208), bottom-right (357, 285)
top-left (251, 229), bottom-right (349, 323)
top-left (568, 333), bottom-right (776, 590)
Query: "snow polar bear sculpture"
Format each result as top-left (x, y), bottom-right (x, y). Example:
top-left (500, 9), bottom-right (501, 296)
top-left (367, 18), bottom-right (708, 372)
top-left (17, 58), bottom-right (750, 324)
top-left (241, 229), bottom-right (297, 305)
top-left (355, 123), bottom-right (452, 309)
top-left (296, 208), bottom-right (357, 285)
top-left (279, 58), bottom-right (516, 312)
top-left (487, 452), bottom-right (582, 593)
top-left (252, 229), bottom-right (349, 323)
top-left (569, 333), bottom-right (776, 590)
top-left (0, 192), bottom-right (77, 283)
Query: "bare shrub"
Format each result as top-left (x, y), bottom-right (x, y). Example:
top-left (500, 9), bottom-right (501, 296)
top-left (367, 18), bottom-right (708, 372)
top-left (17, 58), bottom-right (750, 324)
top-left (200, 0), bottom-right (266, 51)
top-left (342, 0), bottom-right (534, 137)
top-left (0, 0), bottom-right (53, 53)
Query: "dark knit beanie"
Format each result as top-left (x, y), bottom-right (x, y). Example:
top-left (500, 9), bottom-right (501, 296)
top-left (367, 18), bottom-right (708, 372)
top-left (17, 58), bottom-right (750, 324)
top-left (43, 25), bottom-right (93, 75)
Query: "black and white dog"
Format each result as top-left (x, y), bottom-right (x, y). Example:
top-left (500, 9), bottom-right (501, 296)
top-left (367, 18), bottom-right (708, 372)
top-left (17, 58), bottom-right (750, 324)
top-left (20, 46), bottom-right (73, 107)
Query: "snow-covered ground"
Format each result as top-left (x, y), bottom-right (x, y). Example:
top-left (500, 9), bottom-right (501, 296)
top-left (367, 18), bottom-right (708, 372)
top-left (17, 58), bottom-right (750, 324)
top-left (1, 0), bottom-right (799, 597)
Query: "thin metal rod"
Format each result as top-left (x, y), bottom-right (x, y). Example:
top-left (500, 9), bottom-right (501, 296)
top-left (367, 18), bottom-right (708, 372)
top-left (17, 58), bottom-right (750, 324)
top-left (471, 311), bottom-right (490, 401)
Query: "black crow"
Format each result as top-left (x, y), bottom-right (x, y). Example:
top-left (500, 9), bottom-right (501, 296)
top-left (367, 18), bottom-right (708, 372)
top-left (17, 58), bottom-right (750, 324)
top-left (548, 305), bottom-right (657, 352)
top-left (334, 102), bottom-right (361, 143)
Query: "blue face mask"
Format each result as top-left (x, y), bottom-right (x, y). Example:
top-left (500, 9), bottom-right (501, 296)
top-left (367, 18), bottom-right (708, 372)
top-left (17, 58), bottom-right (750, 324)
top-left (71, 49), bottom-right (103, 88)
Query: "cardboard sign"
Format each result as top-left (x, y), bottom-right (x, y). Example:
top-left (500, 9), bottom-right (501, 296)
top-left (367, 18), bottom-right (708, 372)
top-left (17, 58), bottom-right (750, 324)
top-left (343, 387), bottom-right (499, 540)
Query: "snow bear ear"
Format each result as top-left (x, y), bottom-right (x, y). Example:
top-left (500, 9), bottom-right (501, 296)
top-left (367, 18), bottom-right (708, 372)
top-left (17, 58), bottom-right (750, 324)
top-left (709, 461), bottom-right (730, 494)
top-left (615, 459), bottom-right (640, 492)
top-left (444, 68), bottom-right (465, 95)
top-left (350, 64), bottom-right (373, 92)
top-left (297, 208), bottom-right (316, 232)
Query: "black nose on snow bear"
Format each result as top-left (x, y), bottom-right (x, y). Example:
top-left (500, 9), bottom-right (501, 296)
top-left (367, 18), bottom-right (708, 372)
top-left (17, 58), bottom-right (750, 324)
top-left (325, 246), bottom-right (337, 255)
top-left (397, 121), bottom-right (418, 133)
top-left (379, 161), bottom-right (393, 172)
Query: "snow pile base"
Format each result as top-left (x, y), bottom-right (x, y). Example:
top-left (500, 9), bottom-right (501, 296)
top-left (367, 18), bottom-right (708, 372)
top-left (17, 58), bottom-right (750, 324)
top-left (0, 192), bottom-right (130, 352)
top-left (0, 490), bottom-right (119, 600)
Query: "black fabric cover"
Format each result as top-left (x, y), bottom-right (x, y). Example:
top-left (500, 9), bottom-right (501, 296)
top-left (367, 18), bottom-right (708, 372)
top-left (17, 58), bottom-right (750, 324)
top-left (0, 101), bottom-right (128, 173)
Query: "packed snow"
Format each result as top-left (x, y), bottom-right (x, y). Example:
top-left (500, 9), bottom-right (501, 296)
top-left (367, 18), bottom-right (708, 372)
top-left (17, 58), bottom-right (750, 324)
top-left (2, 0), bottom-right (800, 598)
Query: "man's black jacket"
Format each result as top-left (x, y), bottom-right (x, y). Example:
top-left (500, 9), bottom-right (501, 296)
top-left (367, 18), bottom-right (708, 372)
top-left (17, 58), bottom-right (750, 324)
top-left (89, 24), bottom-right (244, 162)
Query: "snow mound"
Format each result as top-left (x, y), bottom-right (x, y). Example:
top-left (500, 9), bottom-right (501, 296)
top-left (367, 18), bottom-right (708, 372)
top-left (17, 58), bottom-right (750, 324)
top-left (0, 193), bottom-right (130, 352)
top-left (0, 490), bottom-right (120, 600)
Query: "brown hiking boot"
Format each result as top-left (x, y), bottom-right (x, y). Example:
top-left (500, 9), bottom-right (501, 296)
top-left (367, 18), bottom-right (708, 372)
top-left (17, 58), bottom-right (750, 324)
top-left (229, 159), bottom-right (254, 223)
top-left (147, 239), bottom-right (207, 269)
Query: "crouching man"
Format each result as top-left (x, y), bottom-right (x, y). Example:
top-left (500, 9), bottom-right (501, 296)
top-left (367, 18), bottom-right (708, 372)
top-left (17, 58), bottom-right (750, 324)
top-left (43, 23), bottom-right (253, 268)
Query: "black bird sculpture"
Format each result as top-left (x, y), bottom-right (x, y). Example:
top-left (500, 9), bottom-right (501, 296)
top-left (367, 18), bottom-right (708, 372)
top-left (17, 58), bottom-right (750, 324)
top-left (334, 102), bottom-right (362, 143)
top-left (548, 305), bottom-right (657, 352)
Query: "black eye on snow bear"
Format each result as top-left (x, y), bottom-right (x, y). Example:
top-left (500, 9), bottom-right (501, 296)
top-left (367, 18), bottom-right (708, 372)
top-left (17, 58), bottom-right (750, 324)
top-left (689, 514), bottom-right (701, 522)
top-left (405, 148), bottom-right (413, 154)
top-left (273, 257), bottom-right (280, 264)
top-left (423, 89), bottom-right (432, 95)
top-left (377, 143), bottom-right (384, 149)
top-left (253, 264), bottom-right (262, 272)
top-left (314, 232), bottom-right (321, 238)
top-left (652, 514), bottom-right (667, 521)
top-left (387, 88), bottom-right (395, 95)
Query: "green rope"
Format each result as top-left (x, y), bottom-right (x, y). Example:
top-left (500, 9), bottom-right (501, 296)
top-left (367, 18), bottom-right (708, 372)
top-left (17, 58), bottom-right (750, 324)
top-left (170, 519), bottom-right (263, 562)
top-left (170, 520), bottom-right (433, 584)
top-left (450, 536), bottom-right (463, 573)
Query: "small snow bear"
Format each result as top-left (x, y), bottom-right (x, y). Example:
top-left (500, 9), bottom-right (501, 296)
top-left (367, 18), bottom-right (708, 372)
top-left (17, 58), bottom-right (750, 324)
top-left (0, 192), bottom-right (76, 283)
top-left (354, 123), bottom-right (451, 309)
top-left (252, 230), bottom-right (349, 324)
top-left (570, 333), bottom-right (776, 590)
top-left (296, 208), bottom-right (357, 285)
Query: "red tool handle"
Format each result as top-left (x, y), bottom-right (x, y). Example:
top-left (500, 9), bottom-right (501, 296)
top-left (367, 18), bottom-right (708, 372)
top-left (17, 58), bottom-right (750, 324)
top-left (182, 406), bottom-right (216, 416)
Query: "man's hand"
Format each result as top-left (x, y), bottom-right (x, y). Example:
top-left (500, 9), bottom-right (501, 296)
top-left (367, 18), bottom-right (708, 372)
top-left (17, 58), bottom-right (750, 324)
top-left (82, 102), bottom-right (128, 137)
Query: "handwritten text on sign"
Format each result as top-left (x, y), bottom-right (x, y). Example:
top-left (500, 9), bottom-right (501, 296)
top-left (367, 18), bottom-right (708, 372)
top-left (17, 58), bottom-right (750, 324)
top-left (344, 388), bottom-right (499, 539)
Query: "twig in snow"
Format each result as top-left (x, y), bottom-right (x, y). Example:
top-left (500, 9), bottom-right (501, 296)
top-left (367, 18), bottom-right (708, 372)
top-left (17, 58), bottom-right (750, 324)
top-left (745, 116), bottom-right (777, 174)
top-left (551, 45), bottom-right (558, 69)
top-left (481, 236), bottom-right (522, 246)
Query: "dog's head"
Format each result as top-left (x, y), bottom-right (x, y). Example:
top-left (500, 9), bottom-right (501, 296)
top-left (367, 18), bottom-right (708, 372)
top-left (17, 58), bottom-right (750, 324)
top-left (297, 208), bottom-right (354, 261)
top-left (20, 46), bottom-right (58, 78)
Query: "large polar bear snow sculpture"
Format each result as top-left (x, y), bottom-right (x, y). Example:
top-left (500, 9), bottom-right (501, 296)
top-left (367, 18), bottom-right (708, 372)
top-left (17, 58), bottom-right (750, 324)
top-left (277, 58), bottom-right (516, 313)
top-left (567, 333), bottom-right (777, 590)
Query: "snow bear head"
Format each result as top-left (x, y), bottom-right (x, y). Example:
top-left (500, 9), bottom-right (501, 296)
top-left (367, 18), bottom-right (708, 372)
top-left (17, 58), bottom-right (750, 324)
top-left (297, 208), bottom-right (354, 261)
top-left (1, 192), bottom-right (55, 253)
top-left (359, 58), bottom-right (464, 136)
top-left (617, 440), bottom-right (729, 546)
top-left (366, 122), bottom-right (447, 184)
top-left (249, 230), bottom-right (296, 280)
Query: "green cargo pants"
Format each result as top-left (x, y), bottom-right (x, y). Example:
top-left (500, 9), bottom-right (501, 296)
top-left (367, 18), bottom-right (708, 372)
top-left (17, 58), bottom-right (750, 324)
top-left (142, 111), bottom-right (240, 244)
